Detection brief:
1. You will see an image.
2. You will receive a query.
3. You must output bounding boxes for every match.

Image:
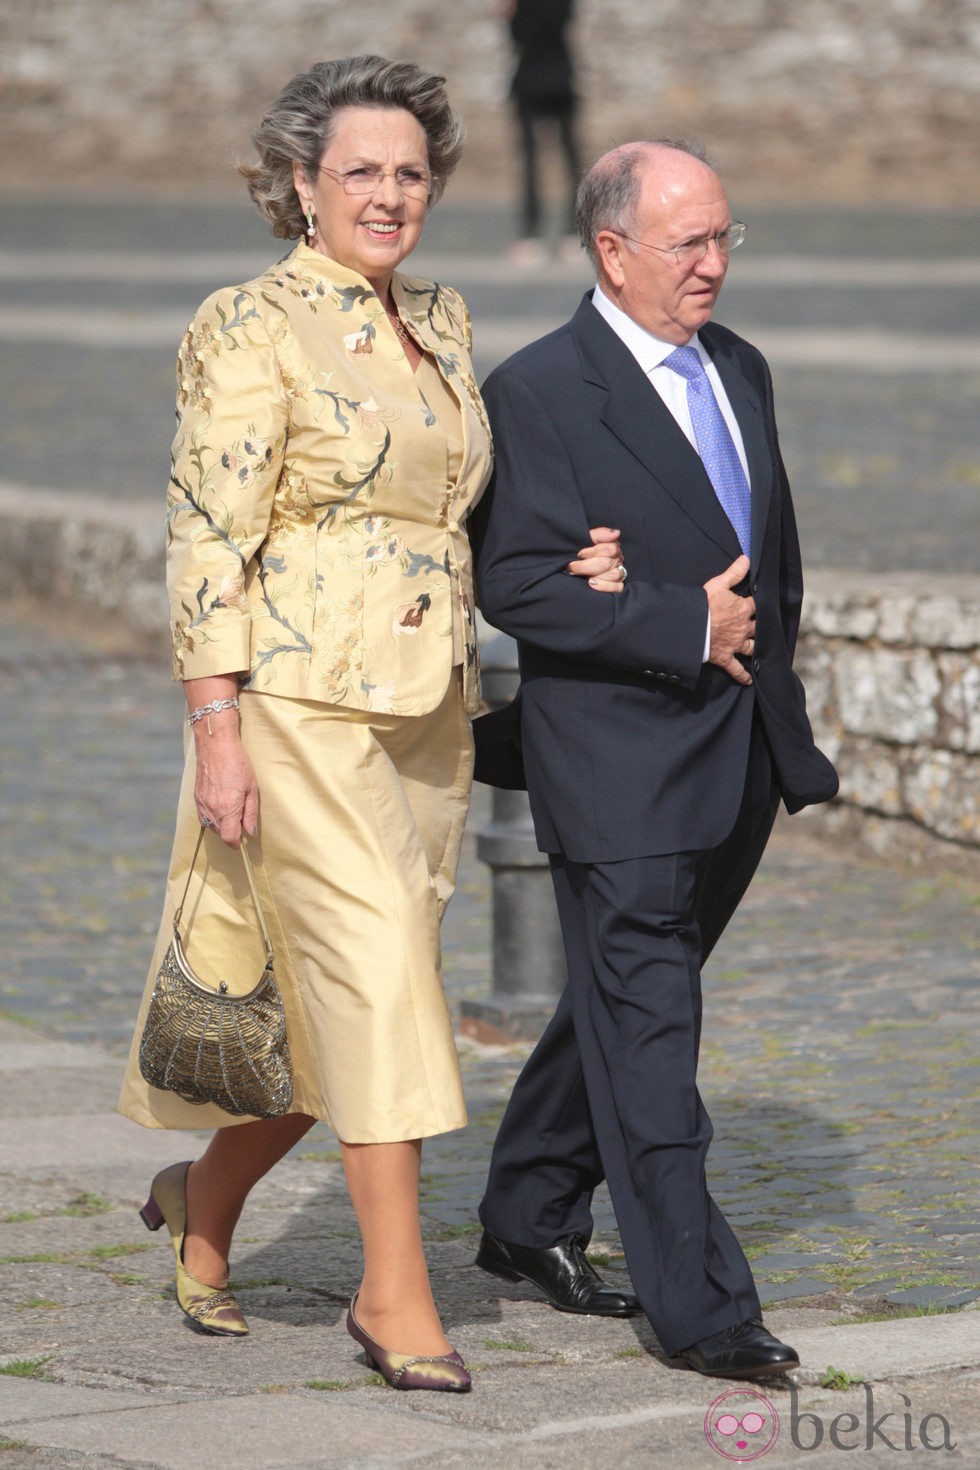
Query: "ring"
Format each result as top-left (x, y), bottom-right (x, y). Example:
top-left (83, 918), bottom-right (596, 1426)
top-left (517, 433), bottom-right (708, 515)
top-left (620, 565), bottom-right (628, 582)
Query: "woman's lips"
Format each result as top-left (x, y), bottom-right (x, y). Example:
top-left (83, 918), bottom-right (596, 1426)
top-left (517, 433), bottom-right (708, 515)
top-left (361, 220), bottom-right (403, 239)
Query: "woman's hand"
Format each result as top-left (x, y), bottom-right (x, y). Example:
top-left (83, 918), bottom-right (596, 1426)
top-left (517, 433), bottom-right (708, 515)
top-left (566, 526), bottom-right (627, 592)
top-left (185, 677), bottom-right (259, 848)
top-left (194, 729), bottom-right (260, 848)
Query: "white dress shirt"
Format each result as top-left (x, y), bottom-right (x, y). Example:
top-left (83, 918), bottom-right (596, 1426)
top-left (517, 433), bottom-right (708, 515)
top-left (591, 286), bottom-right (751, 481)
top-left (591, 285), bottom-right (753, 661)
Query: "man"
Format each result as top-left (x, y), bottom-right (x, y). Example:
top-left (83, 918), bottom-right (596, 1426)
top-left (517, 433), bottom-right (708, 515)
top-left (470, 140), bottom-right (838, 1380)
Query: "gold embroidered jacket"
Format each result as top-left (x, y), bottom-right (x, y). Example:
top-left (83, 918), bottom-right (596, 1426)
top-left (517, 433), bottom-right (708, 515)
top-left (167, 242), bottom-right (493, 715)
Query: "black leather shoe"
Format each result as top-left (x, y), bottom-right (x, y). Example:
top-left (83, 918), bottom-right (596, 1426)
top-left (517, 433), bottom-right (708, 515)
top-left (476, 1229), bottom-right (641, 1317)
top-left (675, 1318), bottom-right (800, 1379)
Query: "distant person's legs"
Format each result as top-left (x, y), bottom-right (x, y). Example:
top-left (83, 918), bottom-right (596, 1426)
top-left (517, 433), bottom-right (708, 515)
top-left (556, 104), bottom-right (583, 255)
top-left (511, 101), bottom-right (548, 265)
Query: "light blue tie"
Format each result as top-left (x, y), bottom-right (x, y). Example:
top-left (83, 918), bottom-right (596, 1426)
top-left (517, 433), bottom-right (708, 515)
top-left (664, 345), bottom-right (752, 556)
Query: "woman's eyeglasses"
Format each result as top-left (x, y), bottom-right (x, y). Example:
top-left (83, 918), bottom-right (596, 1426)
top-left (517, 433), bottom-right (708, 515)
top-left (319, 165), bottom-right (433, 199)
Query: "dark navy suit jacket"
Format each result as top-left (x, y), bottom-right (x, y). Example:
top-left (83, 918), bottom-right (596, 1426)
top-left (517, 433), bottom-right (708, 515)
top-left (470, 293), bottom-right (838, 863)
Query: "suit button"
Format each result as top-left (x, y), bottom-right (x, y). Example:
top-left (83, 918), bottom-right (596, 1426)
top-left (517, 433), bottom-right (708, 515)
top-left (752, 656), bottom-right (761, 673)
top-left (668, 674), bottom-right (681, 684)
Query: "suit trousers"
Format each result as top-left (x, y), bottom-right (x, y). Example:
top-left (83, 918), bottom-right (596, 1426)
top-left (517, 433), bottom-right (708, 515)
top-left (479, 722), bottom-right (780, 1356)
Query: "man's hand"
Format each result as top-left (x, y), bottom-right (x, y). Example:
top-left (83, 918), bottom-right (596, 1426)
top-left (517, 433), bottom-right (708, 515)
top-left (567, 526), bottom-right (626, 592)
top-left (704, 554), bottom-right (755, 686)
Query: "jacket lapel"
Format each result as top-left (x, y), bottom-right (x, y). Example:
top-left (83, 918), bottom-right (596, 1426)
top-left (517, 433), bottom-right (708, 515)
top-left (391, 274), bottom-right (485, 501)
top-left (571, 296), bottom-right (742, 560)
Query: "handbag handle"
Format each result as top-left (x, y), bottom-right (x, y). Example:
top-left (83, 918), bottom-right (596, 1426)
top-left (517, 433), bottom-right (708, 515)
top-left (173, 825), bottom-right (274, 965)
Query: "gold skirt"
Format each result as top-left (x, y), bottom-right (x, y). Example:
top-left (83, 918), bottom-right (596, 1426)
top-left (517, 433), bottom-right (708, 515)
top-left (118, 672), bottom-right (473, 1143)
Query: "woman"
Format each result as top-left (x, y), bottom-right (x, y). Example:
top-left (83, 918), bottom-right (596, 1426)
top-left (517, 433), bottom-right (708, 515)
top-left (119, 55), bottom-right (623, 1394)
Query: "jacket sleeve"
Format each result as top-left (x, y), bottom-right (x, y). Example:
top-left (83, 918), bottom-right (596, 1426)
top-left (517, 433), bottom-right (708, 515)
top-left (471, 365), bottom-right (709, 686)
top-left (166, 288), bottom-right (288, 681)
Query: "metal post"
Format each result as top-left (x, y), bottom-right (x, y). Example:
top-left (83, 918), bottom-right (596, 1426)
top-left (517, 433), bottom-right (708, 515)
top-left (459, 633), bottom-right (566, 1044)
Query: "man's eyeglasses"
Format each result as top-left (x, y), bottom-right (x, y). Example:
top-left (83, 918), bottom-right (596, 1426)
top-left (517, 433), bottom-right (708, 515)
top-left (611, 221), bottom-right (747, 265)
top-left (319, 164), bottom-right (433, 199)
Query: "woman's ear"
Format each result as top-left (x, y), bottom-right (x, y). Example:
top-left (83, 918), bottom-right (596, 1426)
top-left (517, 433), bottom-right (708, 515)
top-left (291, 159), bottom-right (310, 211)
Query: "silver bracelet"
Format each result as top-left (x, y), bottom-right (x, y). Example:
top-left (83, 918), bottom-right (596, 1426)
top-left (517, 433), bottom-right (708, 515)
top-left (186, 697), bottom-right (240, 727)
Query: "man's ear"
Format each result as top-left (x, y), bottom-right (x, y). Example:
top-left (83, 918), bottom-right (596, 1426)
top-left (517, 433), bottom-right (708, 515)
top-left (595, 230), bottom-right (627, 288)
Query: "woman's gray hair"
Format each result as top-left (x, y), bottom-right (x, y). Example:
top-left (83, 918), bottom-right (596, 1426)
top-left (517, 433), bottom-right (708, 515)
top-left (575, 138), bottom-right (711, 269)
top-left (238, 55), bottom-right (465, 239)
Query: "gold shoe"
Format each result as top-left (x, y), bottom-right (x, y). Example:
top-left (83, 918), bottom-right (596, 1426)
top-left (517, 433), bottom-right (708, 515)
top-left (346, 1293), bottom-right (471, 1392)
top-left (140, 1160), bottom-right (248, 1337)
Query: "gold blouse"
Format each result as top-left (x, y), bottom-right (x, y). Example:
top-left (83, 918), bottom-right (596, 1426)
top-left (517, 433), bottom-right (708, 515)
top-left (166, 243), bottom-right (493, 716)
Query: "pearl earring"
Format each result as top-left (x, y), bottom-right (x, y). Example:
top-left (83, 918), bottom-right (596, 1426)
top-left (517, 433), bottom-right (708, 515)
top-left (305, 206), bottom-right (316, 243)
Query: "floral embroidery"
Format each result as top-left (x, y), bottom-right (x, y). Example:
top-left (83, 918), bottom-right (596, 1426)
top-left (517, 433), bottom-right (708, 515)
top-left (366, 535), bottom-right (406, 565)
top-left (268, 266), bottom-right (374, 317)
top-left (264, 465), bottom-right (312, 555)
top-left (392, 593), bottom-right (432, 635)
top-left (362, 679), bottom-right (397, 713)
top-left (356, 397), bottom-right (385, 433)
top-left (217, 574), bottom-right (249, 613)
top-left (344, 323), bottom-right (375, 357)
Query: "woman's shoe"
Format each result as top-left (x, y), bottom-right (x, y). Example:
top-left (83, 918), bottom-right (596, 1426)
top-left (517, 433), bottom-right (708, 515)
top-left (345, 1294), bottom-right (471, 1392)
top-left (140, 1160), bottom-right (248, 1337)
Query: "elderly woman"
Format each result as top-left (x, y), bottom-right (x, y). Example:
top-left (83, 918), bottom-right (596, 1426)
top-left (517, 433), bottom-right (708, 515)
top-left (118, 55), bottom-right (622, 1393)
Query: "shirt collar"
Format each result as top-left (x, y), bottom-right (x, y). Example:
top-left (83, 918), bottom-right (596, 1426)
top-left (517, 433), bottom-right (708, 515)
top-left (591, 284), bottom-right (705, 372)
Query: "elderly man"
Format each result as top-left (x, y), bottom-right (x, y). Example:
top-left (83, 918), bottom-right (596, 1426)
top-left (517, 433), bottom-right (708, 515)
top-left (470, 140), bottom-right (838, 1379)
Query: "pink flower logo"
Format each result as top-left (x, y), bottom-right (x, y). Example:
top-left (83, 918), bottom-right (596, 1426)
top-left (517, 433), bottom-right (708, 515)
top-left (704, 1388), bottom-right (779, 1461)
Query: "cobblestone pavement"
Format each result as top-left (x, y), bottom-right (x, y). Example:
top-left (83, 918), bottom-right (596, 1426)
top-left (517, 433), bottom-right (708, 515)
top-left (1, 599), bottom-right (977, 1333)
top-left (1, 200), bottom-right (979, 572)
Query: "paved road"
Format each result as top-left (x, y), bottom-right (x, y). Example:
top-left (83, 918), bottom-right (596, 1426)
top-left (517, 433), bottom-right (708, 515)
top-left (1, 199), bottom-right (978, 571)
top-left (1, 600), bottom-right (977, 1321)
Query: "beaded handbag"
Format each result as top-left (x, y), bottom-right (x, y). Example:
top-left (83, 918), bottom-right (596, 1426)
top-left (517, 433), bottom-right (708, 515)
top-left (138, 826), bottom-right (293, 1117)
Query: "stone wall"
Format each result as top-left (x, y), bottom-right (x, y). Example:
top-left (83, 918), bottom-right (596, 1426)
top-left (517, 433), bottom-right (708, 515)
top-left (3, 0), bottom-right (980, 204)
top-left (1, 486), bottom-right (975, 869)
top-left (794, 573), bottom-right (979, 868)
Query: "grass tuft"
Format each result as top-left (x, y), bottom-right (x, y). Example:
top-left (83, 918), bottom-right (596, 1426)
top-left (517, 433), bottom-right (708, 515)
top-left (87, 1243), bottom-right (151, 1260)
top-left (820, 1364), bottom-right (864, 1390)
top-left (833, 1302), bottom-right (961, 1325)
top-left (58, 1192), bottom-right (112, 1217)
top-left (0, 1356), bottom-right (53, 1379)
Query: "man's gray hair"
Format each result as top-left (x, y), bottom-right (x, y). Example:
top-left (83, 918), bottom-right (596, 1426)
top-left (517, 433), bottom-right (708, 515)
top-left (575, 138), bottom-right (711, 269)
